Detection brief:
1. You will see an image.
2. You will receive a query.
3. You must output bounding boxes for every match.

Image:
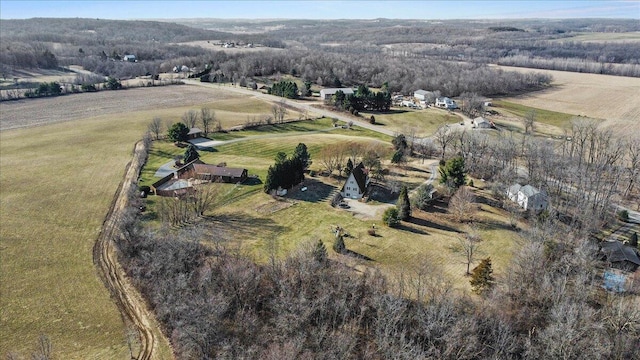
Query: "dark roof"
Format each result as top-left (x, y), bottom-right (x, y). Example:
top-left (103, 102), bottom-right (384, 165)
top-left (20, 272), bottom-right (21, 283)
top-left (351, 162), bottom-right (367, 191)
top-left (192, 163), bottom-right (247, 178)
top-left (601, 240), bottom-right (640, 266)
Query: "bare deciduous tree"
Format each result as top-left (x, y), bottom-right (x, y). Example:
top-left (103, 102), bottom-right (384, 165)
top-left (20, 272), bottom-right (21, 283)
top-left (148, 116), bottom-right (162, 140)
top-left (433, 125), bottom-right (456, 159)
top-left (449, 186), bottom-right (476, 223)
top-left (272, 100), bottom-right (288, 124)
top-left (455, 228), bottom-right (481, 275)
top-left (199, 107), bottom-right (215, 136)
top-left (523, 110), bottom-right (536, 134)
top-left (182, 109), bottom-right (198, 129)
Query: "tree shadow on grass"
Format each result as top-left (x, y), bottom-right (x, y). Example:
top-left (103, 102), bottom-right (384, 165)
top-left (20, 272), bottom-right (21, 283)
top-left (343, 249), bottom-right (374, 261)
top-left (480, 220), bottom-right (519, 232)
top-left (243, 177), bottom-right (263, 186)
top-left (397, 223), bottom-right (429, 235)
top-left (286, 179), bottom-right (337, 203)
top-left (406, 216), bottom-right (461, 234)
top-left (202, 212), bottom-right (287, 239)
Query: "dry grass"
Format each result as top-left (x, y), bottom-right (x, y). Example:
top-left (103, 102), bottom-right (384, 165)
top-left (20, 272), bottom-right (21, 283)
top-left (495, 65), bottom-right (640, 135)
top-left (0, 121), bottom-right (145, 357)
top-left (362, 108), bottom-right (460, 137)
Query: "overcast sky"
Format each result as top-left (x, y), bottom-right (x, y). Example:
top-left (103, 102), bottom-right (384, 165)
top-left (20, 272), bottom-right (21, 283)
top-left (1, 0), bottom-right (638, 20)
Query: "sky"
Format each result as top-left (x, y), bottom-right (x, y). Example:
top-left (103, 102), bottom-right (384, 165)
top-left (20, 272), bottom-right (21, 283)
top-left (1, 0), bottom-right (639, 20)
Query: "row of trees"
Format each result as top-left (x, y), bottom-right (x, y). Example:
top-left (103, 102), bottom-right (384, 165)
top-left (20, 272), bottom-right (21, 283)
top-left (263, 143), bottom-right (310, 193)
top-left (152, 107), bottom-right (220, 142)
top-left (268, 80), bottom-right (299, 99)
top-left (329, 85), bottom-right (392, 113)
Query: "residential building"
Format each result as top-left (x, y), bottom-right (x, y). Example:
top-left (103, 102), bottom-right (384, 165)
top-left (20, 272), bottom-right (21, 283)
top-left (340, 162), bottom-right (370, 200)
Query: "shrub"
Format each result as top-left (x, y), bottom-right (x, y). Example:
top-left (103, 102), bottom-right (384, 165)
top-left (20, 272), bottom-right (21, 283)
top-left (617, 209), bottom-right (629, 222)
top-left (468, 179), bottom-right (474, 187)
top-left (382, 207), bottom-right (400, 227)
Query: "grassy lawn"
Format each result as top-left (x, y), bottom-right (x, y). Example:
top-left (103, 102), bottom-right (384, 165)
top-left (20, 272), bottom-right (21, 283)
top-left (492, 100), bottom-right (574, 129)
top-left (0, 118), bottom-right (170, 358)
top-left (178, 179), bottom-right (523, 293)
top-left (362, 107), bottom-right (460, 137)
top-left (140, 131), bottom-right (524, 293)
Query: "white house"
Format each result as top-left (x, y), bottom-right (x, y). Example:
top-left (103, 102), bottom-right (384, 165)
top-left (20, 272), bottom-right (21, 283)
top-left (507, 183), bottom-right (548, 212)
top-left (435, 97), bottom-right (457, 109)
top-left (341, 162), bottom-right (370, 200)
top-left (473, 117), bottom-right (492, 129)
top-left (123, 54), bottom-right (137, 62)
top-left (319, 88), bottom-right (354, 100)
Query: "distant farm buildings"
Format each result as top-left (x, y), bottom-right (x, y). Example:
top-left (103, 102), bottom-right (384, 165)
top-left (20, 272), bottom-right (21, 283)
top-left (319, 88), bottom-right (354, 100)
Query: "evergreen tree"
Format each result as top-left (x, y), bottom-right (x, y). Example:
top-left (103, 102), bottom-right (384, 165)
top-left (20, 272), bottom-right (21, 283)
top-left (293, 143), bottom-right (311, 169)
top-left (333, 235), bottom-right (346, 254)
top-left (345, 158), bottom-right (354, 175)
top-left (313, 239), bottom-right (328, 263)
top-left (391, 149), bottom-right (405, 164)
top-left (630, 232), bottom-right (638, 249)
top-left (470, 257), bottom-right (494, 295)
top-left (382, 207), bottom-right (400, 227)
top-left (168, 122), bottom-right (189, 142)
top-left (183, 144), bottom-right (200, 164)
top-left (396, 186), bottom-right (411, 220)
top-left (413, 183), bottom-right (435, 210)
top-left (439, 157), bottom-right (467, 188)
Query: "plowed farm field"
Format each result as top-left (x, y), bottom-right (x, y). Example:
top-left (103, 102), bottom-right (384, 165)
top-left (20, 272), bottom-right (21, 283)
top-left (496, 66), bottom-right (640, 133)
top-left (0, 85), bottom-right (239, 131)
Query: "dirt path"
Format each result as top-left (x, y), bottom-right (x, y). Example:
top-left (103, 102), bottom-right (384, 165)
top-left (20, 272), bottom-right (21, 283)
top-left (93, 141), bottom-right (171, 360)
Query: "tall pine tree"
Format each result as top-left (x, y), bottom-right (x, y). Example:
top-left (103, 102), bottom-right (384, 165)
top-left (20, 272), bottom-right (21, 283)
top-left (396, 185), bottom-right (411, 220)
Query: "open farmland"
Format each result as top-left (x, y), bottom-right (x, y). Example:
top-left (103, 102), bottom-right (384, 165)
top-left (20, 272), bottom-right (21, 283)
top-left (557, 31), bottom-right (640, 43)
top-left (496, 65), bottom-right (640, 133)
top-left (0, 84), bottom-right (303, 132)
top-left (0, 117), bottom-right (173, 357)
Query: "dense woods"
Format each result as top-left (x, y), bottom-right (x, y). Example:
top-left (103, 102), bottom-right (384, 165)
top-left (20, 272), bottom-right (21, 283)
top-left (117, 201), bottom-right (639, 359)
top-left (5, 17), bottom-right (638, 99)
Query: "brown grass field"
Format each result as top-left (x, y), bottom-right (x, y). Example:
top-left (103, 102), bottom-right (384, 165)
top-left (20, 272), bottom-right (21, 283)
top-left (0, 85), bottom-right (263, 357)
top-left (495, 65), bottom-right (640, 134)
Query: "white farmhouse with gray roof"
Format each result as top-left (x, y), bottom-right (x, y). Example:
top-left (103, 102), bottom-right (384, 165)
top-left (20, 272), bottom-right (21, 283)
top-left (507, 183), bottom-right (548, 212)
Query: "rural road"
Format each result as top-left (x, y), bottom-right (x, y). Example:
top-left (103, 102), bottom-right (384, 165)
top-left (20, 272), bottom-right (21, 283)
top-left (94, 141), bottom-right (170, 360)
top-left (183, 79), bottom-right (398, 137)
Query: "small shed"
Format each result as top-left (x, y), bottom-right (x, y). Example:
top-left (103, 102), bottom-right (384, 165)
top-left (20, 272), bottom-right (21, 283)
top-left (473, 117), bottom-right (492, 129)
top-left (123, 54), bottom-right (136, 62)
top-left (187, 127), bottom-right (203, 140)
